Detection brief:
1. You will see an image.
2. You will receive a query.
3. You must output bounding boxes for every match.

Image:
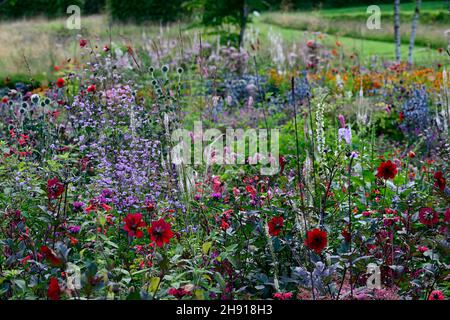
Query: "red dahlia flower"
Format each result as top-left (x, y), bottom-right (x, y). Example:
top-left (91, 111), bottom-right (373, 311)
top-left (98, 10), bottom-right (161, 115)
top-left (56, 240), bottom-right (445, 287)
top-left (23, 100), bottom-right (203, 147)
top-left (246, 185), bottom-right (257, 198)
top-left (434, 171), bottom-right (446, 191)
top-left (268, 216), bottom-right (284, 236)
top-left (220, 209), bottom-right (232, 230)
top-left (376, 160), bottom-right (398, 180)
top-left (85, 202), bottom-right (112, 213)
top-left (444, 209), bottom-right (450, 223)
top-left (220, 219), bottom-right (230, 231)
top-left (417, 246), bottom-right (429, 253)
top-left (279, 155), bottom-right (286, 174)
top-left (419, 207), bottom-right (439, 226)
top-left (47, 178), bottom-right (64, 199)
top-left (40, 246), bottom-right (62, 266)
top-left (273, 292), bottom-right (293, 300)
top-left (428, 290), bottom-right (445, 300)
top-left (148, 218), bottom-right (174, 247)
top-left (306, 40), bottom-right (315, 48)
top-left (168, 287), bottom-right (192, 299)
top-left (123, 213), bottom-right (146, 238)
top-left (79, 39), bottom-right (87, 47)
top-left (56, 78), bottom-right (65, 88)
top-left (87, 84), bottom-right (96, 93)
top-left (341, 229), bottom-right (351, 242)
top-left (305, 228), bottom-right (328, 254)
top-left (48, 277), bottom-right (61, 300)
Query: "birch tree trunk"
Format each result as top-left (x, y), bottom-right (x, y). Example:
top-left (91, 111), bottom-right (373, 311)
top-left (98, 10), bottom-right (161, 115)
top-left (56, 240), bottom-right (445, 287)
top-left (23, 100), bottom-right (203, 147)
top-left (408, 0), bottom-right (422, 65)
top-left (238, 1), bottom-right (249, 48)
top-left (394, 0), bottom-right (401, 63)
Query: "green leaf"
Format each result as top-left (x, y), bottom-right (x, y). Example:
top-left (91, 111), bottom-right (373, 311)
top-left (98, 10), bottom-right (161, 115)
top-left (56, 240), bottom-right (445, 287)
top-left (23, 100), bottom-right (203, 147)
top-left (202, 241), bottom-right (212, 255)
top-left (194, 289), bottom-right (205, 300)
top-left (148, 277), bottom-right (161, 295)
top-left (12, 279), bottom-right (26, 291)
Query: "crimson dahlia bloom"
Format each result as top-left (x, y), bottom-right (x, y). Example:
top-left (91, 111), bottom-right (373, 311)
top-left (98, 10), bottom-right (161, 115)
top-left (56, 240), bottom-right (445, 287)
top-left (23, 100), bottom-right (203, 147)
top-left (123, 213), bottom-right (146, 238)
top-left (306, 40), bottom-right (315, 48)
top-left (273, 292), bottom-right (293, 300)
top-left (47, 178), bottom-right (64, 199)
top-left (168, 287), bottom-right (191, 299)
top-left (305, 228), bottom-right (328, 254)
top-left (341, 229), bottom-right (351, 242)
top-left (56, 78), bottom-right (65, 88)
top-left (246, 185), bottom-right (257, 198)
top-left (87, 84), bottom-right (96, 93)
top-left (419, 207), bottom-right (439, 226)
top-left (85, 202), bottom-right (112, 213)
top-left (417, 246), bottom-right (429, 253)
top-left (444, 209), bottom-right (450, 223)
top-left (79, 39), bottom-right (87, 47)
top-left (268, 217), bottom-right (284, 236)
top-left (40, 246), bottom-right (62, 266)
top-left (434, 171), bottom-right (446, 191)
top-left (48, 277), bottom-right (61, 300)
top-left (428, 290), bottom-right (445, 300)
top-left (148, 218), bottom-right (174, 247)
top-left (376, 160), bottom-right (397, 180)
top-left (220, 219), bottom-right (230, 231)
top-left (279, 155), bottom-right (286, 174)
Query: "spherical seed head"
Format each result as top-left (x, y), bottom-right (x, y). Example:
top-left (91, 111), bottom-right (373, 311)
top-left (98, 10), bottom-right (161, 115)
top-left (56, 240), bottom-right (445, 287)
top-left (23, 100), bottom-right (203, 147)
top-left (31, 94), bottom-right (40, 104)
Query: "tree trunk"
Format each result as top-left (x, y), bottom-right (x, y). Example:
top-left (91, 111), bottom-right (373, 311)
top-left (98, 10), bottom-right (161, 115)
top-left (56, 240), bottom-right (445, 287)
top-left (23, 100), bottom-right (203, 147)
top-left (238, 1), bottom-right (249, 48)
top-left (408, 0), bottom-right (421, 65)
top-left (394, 0), bottom-right (401, 63)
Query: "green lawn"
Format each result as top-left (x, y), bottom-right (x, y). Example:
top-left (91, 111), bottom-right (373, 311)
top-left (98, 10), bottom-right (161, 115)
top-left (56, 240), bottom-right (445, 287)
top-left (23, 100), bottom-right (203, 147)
top-left (320, 0), bottom-right (447, 16)
top-left (253, 20), bottom-right (448, 66)
top-left (258, 0), bottom-right (449, 62)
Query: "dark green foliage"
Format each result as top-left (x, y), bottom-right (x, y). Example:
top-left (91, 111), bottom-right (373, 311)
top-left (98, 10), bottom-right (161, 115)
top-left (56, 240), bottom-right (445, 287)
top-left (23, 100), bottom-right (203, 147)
top-left (0, 0), bottom-right (105, 19)
top-left (200, 0), bottom-right (269, 26)
top-left (267, 0), bottom-right (436, 10)
top-left (198, 0), bottom-right (268, 46)
top-left (0, 0), bottom-right (439, 22)
top-left (106, 0), bottom-right (185, 23)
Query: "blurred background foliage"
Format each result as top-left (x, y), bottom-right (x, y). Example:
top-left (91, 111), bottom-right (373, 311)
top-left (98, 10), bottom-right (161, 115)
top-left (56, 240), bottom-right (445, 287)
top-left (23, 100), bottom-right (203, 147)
top-left (0, 0), bottom-right (416, 21)
top-left (0, 0), bottom-right (103, 18)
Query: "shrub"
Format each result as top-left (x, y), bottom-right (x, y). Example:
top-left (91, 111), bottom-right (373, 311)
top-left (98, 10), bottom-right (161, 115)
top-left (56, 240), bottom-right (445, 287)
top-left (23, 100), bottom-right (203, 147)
top-left (0, 0), bottom-right (104, 19)
top-left (106, 0), bottom-right (184, 23)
